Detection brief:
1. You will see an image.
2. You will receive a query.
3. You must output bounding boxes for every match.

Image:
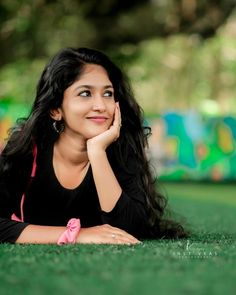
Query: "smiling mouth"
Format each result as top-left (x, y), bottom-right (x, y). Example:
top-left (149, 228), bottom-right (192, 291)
top-left (87, 116), bottom-right (109, 123)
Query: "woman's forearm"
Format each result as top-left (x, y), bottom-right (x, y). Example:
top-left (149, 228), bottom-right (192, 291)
top-left (89, 150), bottom-right (122, 213)
top-left (15, 224), bottom-right (66, 244)
top-left (16, 224), bottom-right (140, 245)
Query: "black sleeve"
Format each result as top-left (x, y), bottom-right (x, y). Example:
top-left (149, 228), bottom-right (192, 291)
top-left (101, 192), bottom-right (150, 239)
top-left (100, 154), bottom-right (150, 239)
top-left (0, 218), bottom-right (29, 243)
top-left (0, 156), bottom-right (29, 243)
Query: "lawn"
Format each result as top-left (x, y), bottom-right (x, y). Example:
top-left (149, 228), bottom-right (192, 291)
top-left (0, 182), bottom-right (235, 295)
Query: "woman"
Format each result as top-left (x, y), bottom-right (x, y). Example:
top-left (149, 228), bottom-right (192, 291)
top-left (0, 47), bottom-right (187, 244)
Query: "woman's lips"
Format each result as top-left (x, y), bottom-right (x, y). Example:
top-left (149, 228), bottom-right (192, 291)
top-left (87, 116), bottom-right (108, 123)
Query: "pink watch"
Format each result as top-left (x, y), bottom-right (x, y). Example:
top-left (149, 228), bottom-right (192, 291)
top-left (57, 218), bottom-right (81, 245)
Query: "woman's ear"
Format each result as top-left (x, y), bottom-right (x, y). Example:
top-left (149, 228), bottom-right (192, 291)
top-left (50, 108), bottom-right (62, 121)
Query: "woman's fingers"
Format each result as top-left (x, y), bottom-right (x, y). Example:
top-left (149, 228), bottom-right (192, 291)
top-left (105, 234), bottom-right (139, 245)
top-left (77, 224), bottom-right (141, 245)
top-left (109, 102), bottom-right (121, 143)
top-left (104, 224), bottom-right (141, 244)
top-left (114, 102), bottom-right (122, 127)
top-left (110, 230), bottom-right (139, 243)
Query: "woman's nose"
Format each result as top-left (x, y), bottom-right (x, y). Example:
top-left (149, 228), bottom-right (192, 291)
top-left (92, 96), bottom-right (106, 111)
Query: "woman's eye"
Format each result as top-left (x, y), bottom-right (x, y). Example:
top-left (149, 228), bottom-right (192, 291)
top-left (79, 90), bottom-right (91, 97)
top-left (104, 91), bottom-right (114, 97)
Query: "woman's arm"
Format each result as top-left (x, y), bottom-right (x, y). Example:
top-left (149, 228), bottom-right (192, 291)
top-left (15, 223), bottom-right (140, 244)
top-left (87, 102), bottom-right (122, 212)
top-left (88, 150), bottom-right (122, 212)
top-left (15, 224), bottom-right (66, 244)
top-left (86, 103), bottom-right (150, 238)
top-left (0, 218), bottom-right (29, 243)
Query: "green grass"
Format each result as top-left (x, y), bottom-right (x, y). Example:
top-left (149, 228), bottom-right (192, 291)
top-left (0, 183), bottom-right (235, 295)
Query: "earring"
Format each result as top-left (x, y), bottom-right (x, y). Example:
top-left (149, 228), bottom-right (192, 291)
top-left (52, 120), bottom-right (65, 134)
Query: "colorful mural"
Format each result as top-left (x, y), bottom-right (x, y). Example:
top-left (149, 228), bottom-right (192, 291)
top-left (148, 111), bottom-right (236, 181)
top-left (1, 102), bottom-right (236, 181)
top-left (0, 102), bottom-right (29, 151)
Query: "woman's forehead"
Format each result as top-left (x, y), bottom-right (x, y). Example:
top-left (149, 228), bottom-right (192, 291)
top-left (73, 64), bottom-right (113, 88)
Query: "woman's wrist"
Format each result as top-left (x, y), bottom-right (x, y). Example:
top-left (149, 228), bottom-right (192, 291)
top-left (87, 148), bottom-right (106, 161)
top-left (57, 218), bottom-right (81, 245)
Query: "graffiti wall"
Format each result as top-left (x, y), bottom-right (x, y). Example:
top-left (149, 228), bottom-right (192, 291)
top-left (1, 102), bottom-right (236, 181)
top-left (148, 111), bottom-right (236, 181)
top-left (0, 102), bottom-right (29, 151)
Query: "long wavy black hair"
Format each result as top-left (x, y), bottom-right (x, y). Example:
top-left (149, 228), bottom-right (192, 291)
top-left (2, 47), bottom-right (188, 238)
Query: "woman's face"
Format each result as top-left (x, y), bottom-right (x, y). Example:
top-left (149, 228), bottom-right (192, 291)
top-left (53, 64), bottom-right (116, 140)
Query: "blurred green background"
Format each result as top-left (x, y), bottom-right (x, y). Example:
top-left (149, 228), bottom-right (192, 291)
top-left (0, 0), bottom-right (236, 181)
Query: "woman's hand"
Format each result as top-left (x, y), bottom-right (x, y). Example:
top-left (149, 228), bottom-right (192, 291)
top-left (87, 102), bottom-right (121, 156)
top-left (76, 224), bottom-right (141, 245)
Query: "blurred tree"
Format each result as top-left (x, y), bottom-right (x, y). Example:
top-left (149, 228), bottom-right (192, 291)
top-left (0, 0), bottom-right (236, 66)
top-left (83, 0), bottom-right (236, 46)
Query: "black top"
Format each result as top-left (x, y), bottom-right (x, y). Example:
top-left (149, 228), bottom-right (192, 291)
top-left (0, 144), bottom-right (150, 243)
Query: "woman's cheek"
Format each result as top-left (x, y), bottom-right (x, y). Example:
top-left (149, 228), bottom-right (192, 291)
top-left (106, 119), bottom-right (113, 129)
top-left (112, 103), bottom-right (116, 118)
top-left (106, 101), bottom-right (116, 128)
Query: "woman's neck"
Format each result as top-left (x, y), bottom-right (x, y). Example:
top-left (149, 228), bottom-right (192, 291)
top-left (54, 132), bottom-right (89, 166)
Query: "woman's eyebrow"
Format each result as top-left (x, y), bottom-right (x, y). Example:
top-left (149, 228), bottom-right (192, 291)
top-left (74, 85), bottom-right (114, 91)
